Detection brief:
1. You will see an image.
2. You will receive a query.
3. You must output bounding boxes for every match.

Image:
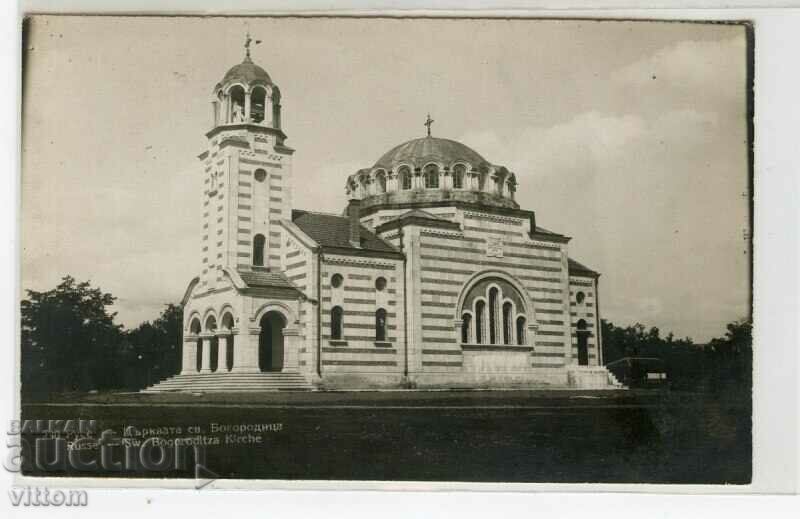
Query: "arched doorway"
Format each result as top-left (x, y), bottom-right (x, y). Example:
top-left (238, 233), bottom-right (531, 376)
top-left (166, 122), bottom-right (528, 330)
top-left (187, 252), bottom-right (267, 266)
top-left (205, 315), bottom-right (219, 372)
top-left (259, 311), bottom-right (286, 372)
top-left (576, 319), bottom-right (589, 366)
top-left (221, 312), bottom-right (235, 372)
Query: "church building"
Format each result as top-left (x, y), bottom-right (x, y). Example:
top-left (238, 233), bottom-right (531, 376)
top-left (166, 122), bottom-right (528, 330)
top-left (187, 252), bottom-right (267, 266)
top-left (145, 44), bottom-right (622, 392)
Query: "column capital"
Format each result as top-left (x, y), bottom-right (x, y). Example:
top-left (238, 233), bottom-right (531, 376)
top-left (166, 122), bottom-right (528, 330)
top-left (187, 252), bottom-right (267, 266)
top-left (215, 329), bottom-right (233, 337)
top-left (184, 334), bottom-right (199, 342)
top-left (199, 332), bottom-right (215, 340)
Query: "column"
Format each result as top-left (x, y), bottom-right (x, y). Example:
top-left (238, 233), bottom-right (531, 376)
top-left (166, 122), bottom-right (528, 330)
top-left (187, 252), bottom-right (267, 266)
top-left (217, 332), bottom-right (231, 372)
top-left (282, 327), bottom-right (301, 372)
top-left (231, 327), bottom-right (261, 373)
top-left (244, 91), bottom-right (252, 122)
top-left (211, 101), bottom-right (219, 128)
top-left (265, 94), bottom-right (274, 127)
top-left (181, 338), bottom-right (198, 375)
top-left (199, 334), bottom-right (213, 373)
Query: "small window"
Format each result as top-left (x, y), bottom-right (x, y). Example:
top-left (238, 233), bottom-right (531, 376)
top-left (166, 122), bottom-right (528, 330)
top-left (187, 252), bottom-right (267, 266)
top-left (516, 316), bottom-right (526, 346)
top-left (576, 291), bottom-right (585, 304)
top-left (453, 164), bottom-right (465, 189)
top-left (331, 273), bottom-right (343, 289)
top-left (375, 308), bottom-right (387, 342)
top-left (475, 300), bottom-right (485, 344)
top-left (461, 313), bottom-right (471, 344)
top-left (253, 234), bottom-right (266, 266)
top-left (399, 167), bottom-right (412, 190)
top-left (331, 306), bottom-right (344, 340)
top-left (424, 165), bottom-right (439, 189)
top-left (254, 168), bottom-right (267, 182)
top-left (375, 277), bottom-right (387, 291)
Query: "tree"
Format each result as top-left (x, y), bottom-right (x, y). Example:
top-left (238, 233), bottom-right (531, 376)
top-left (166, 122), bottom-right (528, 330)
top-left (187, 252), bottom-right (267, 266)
top-left (21, 276), bottom-right (123, 394)
top-left (123, 304), bottom-right (183, 389)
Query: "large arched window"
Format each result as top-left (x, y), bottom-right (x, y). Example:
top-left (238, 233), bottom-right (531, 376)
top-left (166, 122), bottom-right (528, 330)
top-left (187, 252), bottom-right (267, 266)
top-left (502, 302), bottom-right (513, 345)
top-left (461, 313), bottom-right (472, 343)
top-left (424, 165), bottom-right (439, 189)
top-left (475, 301), bottom-right (485, 344)
top-left (331, 306), bottom-right (344, 340)
top-left (459, 275), bottom-right (530, 347)
top-left (253, 234), bottom-right (266, 266)
top-left (453, 164), bottom-right (466, 189)
top-left (375, 308), bottom-right (387, 342)
top-left (399, 166), bottom-right (412, 190)
top-left (516, 316), bottom-right (526, 346)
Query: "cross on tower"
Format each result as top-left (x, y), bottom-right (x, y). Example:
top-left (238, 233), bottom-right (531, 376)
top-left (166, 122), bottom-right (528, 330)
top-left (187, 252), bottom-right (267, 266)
top-left (244, 31), bottom-right (261, 60)
top-left (424, 113), bottom-right (434, 137)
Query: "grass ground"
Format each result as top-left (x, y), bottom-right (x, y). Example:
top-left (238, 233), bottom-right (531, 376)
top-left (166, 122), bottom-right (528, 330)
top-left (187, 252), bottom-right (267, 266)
top-left (19, 389), bottom-right (750, 484)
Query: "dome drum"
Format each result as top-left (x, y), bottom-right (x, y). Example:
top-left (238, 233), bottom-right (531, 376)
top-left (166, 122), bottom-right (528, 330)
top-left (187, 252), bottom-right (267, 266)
top-left (345, 137), bottom-right (519, 211)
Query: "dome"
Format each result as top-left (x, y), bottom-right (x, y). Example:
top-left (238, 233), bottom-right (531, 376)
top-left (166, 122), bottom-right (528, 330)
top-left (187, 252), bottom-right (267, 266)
top-left (219, 56), bottom-right (273, 88)
top-left (374, 136), bottom-right (489, 170)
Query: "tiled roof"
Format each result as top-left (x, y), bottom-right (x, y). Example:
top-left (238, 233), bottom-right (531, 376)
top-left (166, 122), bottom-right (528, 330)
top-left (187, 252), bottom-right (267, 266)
top-left (238, 269), bottom-right (297, 289)
top-left (292, 210), bottom-right (402, 256)
top-left (568, 258), bottom-right (600, 277)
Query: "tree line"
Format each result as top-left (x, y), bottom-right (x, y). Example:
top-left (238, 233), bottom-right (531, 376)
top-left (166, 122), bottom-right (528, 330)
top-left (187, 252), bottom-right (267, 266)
top-left (20, 276), bottom-right (752, 396)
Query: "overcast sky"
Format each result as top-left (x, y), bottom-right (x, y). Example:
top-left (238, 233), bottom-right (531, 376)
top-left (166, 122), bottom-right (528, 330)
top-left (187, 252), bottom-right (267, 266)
top-left (21, 16), bottom-right (750, 342)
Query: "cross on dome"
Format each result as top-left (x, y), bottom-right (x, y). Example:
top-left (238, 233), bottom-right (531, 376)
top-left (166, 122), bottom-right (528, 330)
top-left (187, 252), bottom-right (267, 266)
top-left (424, 113), bottom-right (434, 137)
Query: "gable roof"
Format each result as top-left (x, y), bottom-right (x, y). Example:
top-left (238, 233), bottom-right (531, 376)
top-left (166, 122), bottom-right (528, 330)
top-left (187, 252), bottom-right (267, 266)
top-left (375, 209), bottom-right (461, 234)
top-left (238, 269), bottom-right (298, 290)
top-left (568, 257), bottom-right (600, 278)
top-left (292, 209), bottom-right (403, 258)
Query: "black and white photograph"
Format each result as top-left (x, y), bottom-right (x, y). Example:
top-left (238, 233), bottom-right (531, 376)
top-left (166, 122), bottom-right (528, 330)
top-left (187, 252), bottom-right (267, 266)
top-left (15, 14), bottom-right (756, 486)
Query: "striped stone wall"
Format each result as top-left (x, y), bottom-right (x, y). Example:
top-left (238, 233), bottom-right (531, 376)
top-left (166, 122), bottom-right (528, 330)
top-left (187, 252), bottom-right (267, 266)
top-left (319, 254), bottom-right (405, 382)
top-left (374, 206), bottom-right (574, 380)
top-left (569, 276), bottom-right (600, 366)
top-left (198, 131), bottom-right (293, 290)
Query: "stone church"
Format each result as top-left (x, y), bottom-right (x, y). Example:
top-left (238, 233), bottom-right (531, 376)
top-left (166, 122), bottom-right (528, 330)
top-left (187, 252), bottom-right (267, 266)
top-left (146, 46), bottom-right (622, 392)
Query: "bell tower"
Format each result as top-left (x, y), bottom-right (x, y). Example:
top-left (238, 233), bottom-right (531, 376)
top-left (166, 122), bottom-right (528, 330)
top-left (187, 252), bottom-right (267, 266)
top-left (197, 35), bottom-right (294, 290)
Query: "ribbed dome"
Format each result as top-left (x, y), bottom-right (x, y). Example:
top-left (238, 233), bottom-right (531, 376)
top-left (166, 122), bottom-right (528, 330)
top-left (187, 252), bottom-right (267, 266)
top-left (374, 136), bottom-right (489, 169)
top-left (221, 56), bottom-right (273, 87)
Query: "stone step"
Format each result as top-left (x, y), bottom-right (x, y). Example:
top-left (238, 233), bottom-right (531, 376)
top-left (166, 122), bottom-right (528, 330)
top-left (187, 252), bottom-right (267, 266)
top-left (143, 372), bottom-right (314, 393)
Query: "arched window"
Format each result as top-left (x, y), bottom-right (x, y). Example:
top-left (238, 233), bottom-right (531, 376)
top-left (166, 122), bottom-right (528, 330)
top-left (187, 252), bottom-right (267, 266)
top-left (331, 306), bottom-right (343, 340)
top-left (254, 168), bottom-right (267, 182)
top-left (577, 319), bottom-right (587, 331)
top-left (228, 85), bottom-right (246, 123)
top-left (502, 302), bottom-right (513, 345)
top-left (375, 308), bottom-right (387, 342)
top-left (253, 234), bottom-right (266, 266)
top-left (375, 277), bottom-right (387, 291)
top-left (250, 86), bottom-right (266, 123)
top-left (461, 313), bottom-right (472, 343)
top-left (399, 167), bottom-right (412, 190)
top-left (453, 164), bottom-right (466, 189)
top-left (331, 273), bottom-right (343, 289)
top-left (475, 301), bottom-right (485, 344)
top-left (516, 316), bottom-right (526, 346)
top-left (488, 287), bottom-right (499, 344)
top-left (459, 276), bottom-right (529, 348)
top-left (424, 165), bottom-right (439, 189)
top-left (576, 291), bottom-right (586, 304)
top-left (375, 172), bottom-right (387, 194)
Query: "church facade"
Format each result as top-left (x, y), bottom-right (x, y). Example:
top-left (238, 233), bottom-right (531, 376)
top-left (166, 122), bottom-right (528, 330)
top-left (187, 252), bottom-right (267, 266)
top-left (146, 49), bottom-right (621, 392)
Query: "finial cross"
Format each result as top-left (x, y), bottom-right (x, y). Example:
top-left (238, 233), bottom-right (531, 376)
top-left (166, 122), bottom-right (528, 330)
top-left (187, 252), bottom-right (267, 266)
top-left (245, 31), bottom-right (252, 58)
top-left (424, 113), bottom-right (434, 137)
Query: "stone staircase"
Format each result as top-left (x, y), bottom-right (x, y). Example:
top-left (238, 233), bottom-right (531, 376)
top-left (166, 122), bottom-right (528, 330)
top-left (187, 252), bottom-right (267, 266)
top-left (567, 365), bottom-right (627, 389)
top-left (142, 372), bottom-right (314, 393)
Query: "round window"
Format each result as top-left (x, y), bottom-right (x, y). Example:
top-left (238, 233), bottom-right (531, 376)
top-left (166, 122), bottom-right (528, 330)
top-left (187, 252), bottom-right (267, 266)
top-left (254, 169), bottom-right (267, 182)
top-left (576, 291), bottom-right (586, 304)
top-left (331, 273), bottom-right (343, 289)
top-left (375, 277), bottom-right (387, 291)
